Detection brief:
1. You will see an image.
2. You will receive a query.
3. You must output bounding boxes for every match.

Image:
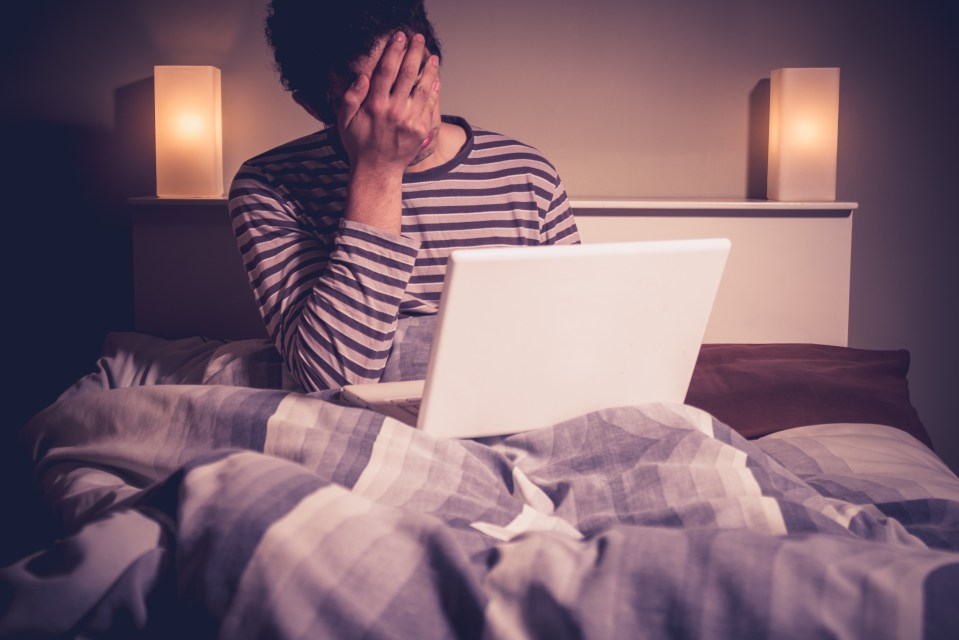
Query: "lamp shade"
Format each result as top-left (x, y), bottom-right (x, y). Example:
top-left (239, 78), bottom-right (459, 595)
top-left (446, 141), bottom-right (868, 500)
top-left (767, 67), bottom-right (840, 201)
top-left (154, 65), bottom-right (223, 198)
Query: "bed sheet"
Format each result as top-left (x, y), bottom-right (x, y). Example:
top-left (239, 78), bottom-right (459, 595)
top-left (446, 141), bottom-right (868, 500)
top-left (1, 331), bottom-right (957, 639)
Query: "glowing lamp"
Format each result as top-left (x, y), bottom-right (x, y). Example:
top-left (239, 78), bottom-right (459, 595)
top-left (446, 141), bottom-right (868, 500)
top-left (767, 67), bottom-right (840, 201)
top-left (154, 65), bottom-right (223, 197)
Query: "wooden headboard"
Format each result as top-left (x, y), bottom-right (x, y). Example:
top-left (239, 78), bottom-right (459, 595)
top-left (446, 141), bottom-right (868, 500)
top-left (129, 197), bottom-right (857, 345)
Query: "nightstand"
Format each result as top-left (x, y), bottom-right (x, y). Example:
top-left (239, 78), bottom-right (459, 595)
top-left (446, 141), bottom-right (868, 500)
top-left (128, 196), bottom-right (267, 340)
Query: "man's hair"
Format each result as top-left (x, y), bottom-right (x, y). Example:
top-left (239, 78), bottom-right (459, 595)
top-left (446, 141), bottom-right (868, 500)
top-left (265, 0), bottom-right (443, 124)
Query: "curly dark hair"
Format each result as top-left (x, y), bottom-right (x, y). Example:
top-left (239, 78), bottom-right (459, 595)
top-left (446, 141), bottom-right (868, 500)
top-left (265, 0), bottom-right (444, 124)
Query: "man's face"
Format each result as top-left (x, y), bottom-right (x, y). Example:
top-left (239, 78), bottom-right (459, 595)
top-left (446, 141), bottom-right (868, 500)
top-left (333, 33), bottom-right (443, 168)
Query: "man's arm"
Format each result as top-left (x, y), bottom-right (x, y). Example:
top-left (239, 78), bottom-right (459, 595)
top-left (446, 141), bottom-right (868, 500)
top-left (337, 31), bottom-right (441, 236)
top-left (540, 174), bottom-right (581, 245)
top-left (230, 171), bottom-right (420, 392)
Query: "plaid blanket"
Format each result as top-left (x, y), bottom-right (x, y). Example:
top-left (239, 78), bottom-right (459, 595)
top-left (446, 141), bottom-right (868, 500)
top-left (2, 331), bottom-right (958, 638)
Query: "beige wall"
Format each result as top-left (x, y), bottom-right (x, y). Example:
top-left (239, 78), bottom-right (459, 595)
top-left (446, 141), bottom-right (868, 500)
top-left (4, 0), bottom-right (958, 471)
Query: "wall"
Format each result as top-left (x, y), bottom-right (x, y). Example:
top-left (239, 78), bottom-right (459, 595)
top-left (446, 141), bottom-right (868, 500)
top-left (2, 0), bottom-right (958, 472)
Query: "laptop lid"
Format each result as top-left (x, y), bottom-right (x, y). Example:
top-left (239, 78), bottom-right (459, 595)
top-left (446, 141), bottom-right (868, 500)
top-left (414, 238), bottom-right (730, 438)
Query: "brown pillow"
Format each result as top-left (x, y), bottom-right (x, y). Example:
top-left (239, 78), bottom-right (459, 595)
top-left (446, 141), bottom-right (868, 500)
top-left (685, 343), bottom-right (933, 448)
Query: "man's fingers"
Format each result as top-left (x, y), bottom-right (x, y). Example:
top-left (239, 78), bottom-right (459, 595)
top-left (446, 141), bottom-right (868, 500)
top-left (412, 55), bottom-right (441, 115)
top-left (369, 30), bottom-right (408, 98)
top-left (338, 73), bottom-right (369, 130)
top-left (393, 34), bottom-right (427, 97)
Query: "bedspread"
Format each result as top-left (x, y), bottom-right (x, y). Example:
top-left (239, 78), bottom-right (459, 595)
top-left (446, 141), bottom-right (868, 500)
top-left (3, 375), bottom-right (959, 639)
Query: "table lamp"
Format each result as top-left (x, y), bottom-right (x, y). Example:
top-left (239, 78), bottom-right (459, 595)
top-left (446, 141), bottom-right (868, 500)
top-left (154, 65), bottom-right (223, 198)
top-left (767, 67), bottom-right (840, 201)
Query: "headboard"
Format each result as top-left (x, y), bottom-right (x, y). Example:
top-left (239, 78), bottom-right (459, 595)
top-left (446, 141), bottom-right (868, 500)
top-left (574, 199), bottom-right (857, 346)
top-left (128, 197), bottom-right (857, 345)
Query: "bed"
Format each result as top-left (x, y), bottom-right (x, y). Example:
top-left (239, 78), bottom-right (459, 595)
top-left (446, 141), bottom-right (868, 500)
top-left (2, 202), bottom-right (958, 638)
top-left (2, 322), bottom-right (958, 639)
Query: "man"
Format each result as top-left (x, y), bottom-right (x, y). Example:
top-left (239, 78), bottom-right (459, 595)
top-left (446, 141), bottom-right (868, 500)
top-left (230, 0), bottom-right (580, 392)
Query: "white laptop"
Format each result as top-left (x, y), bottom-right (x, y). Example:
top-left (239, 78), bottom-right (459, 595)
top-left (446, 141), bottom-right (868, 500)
top-left (340, 238), bottom-right (731, 439)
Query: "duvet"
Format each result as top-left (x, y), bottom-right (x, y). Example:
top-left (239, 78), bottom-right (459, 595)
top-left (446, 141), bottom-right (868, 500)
top-left (2, 331), bottom-right (958, 639)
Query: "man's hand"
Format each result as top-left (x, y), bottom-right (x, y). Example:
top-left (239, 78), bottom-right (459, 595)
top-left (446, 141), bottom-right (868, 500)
top-left (337, 31), bottom-right (440, 235)
top-left (338, 31), bottom-right (441, 176)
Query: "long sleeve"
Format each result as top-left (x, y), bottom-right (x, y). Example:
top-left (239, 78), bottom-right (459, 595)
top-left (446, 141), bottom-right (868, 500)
top-left (230, 165), bottom-right (420, 392)
top-left (228, 117), bottom-right (580, 393)
top-left (539, 172), bottom-right (581, 246)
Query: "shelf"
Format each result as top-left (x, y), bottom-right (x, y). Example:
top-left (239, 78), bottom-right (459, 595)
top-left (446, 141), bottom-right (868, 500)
top-left (128, 196), bottom-right (228, 206)
top-left (569, 198), bottom-right (858, 218)
top-left (569, 198), bottom-right (858, 210)
top-left (127, 196), bottom-right (859, 214)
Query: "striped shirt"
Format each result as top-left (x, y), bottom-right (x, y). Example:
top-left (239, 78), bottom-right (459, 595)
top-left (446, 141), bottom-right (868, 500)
top-left (229, 115), bottom-right (580, 392)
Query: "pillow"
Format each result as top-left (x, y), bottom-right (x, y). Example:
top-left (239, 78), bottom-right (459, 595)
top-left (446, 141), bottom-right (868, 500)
top-left (685, 343), bottom-right (933, 448)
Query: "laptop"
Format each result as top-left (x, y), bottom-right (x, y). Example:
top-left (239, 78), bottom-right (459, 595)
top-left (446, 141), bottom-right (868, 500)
top-left (340, 238), bottom-right (731, 439)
